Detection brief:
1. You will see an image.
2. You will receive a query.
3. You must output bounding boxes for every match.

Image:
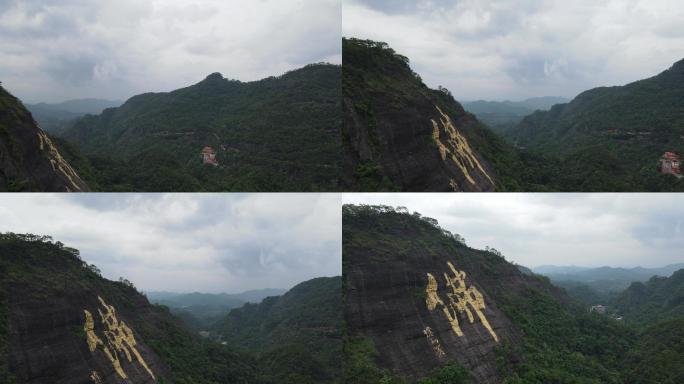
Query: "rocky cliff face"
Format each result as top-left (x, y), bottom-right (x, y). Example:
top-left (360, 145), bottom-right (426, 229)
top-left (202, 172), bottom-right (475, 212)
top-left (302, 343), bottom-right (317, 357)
top-left (343, 205), bottom-right (566, 383)
top-left (342, 39), bottom-right (498, 192)
top-left (0, 234), bottom-right (176, 384)
top-left (0, 86), bottom-right (89, 192)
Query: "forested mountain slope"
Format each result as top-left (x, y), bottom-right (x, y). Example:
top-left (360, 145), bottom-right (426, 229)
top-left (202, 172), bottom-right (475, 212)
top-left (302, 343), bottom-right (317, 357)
top-left (59, 64), bottom-right (341, 192)
top-left (211, 277), bottom-right (342, 384)
top-left (26, 99), bottom-right (122, 135)
top-left (0, 233), bottom-right (278, 384)
top-left (342, 38), bottom-right (542, 192)
top-left (343, 205), bottom-right (637, 384)
top-left (0, 86), bottom-right (89, 192)
top-left (613, 269), bottom-right (684, 324)
top-left (508, 58), bottom-right (684, 191)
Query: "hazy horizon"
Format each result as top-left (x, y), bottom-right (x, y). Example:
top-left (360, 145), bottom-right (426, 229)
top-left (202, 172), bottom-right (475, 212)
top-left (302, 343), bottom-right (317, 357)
top-left (342, 193), bottom-right (684, 269)
top-left (0, 0), bottom-right (341, 103)
top-left (343, 0), bottom-right (684, 101)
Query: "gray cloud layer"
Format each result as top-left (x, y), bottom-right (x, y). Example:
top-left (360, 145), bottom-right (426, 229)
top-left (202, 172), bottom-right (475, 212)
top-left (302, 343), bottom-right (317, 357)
top-left (0, 194), bottom-right (341, 293)
top-left (342, 193), bottom-right (684, 269)
top-left (0, 0), bottom-right (341, 103)
top-left (344, 0), bottom-right (684, 101)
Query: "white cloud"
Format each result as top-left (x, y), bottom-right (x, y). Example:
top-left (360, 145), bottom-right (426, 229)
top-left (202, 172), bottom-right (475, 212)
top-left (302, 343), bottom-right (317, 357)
top-left (0, 193), bottom-right (341, 293)
top-left (0, 0), bottom-right (341, 102)
top-left (343, 0), bottom-right (684, 101)
top-left (342, 193), bottom-right (684, 269)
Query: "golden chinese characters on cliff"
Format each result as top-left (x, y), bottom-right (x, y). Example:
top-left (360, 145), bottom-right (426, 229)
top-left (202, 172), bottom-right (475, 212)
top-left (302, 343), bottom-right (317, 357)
top-left (83, 296), bottom-right (156, 382)
top-left (425, 260), bottom-right (499, 343)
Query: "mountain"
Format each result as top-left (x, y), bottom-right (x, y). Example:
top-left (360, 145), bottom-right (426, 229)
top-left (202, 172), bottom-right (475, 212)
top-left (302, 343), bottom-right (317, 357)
top-left (211, 277), bottom-right (342, 384)
top-left (613, 269), bottom-right (684, 324)
top-left (343, 205), bottom-right (637, 383)
top-left (0, 233), bottom-right (260, 384)
top-left (58, 64), bottom-right (341, 192)
top-left (508, 58), bottom-right (684, 191)
top-left (343, 38), bottom-right (545, 192)
top-left (146, 288), bottom-right (287, 326)
top-left (534, 264), bottom-right (684, 297)
top-left (0, 85), bottom-right (89, 191)
top-left (463, 97), bottom-right (568, 134)
top-left (620, 318), bottom-right (684, 384)
top-left (26, 99), bottom-right (122, 135)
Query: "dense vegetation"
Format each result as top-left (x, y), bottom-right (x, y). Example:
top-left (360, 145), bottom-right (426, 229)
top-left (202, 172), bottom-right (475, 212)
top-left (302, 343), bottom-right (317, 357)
top-left (534, 264), bottom-right (684, 304)
top-left (344, 336), bottom-right (470, 384)
top-left (0, 257), bottom-right (14, 383)
top-left (0, 234), bottom-right (339, 384)
top-left (342, 205), bottom-right (684, 384)
top-left (342, 38), bottom-right (555, 192)
top-left (613, 269), bottom-right (684, 324)
top-left (212, 277), bottom-right (342, 384)
top-left (343, 38), bottom-right (684, 191)
top-left (506, 58), bottom-right (684, 191)
top-left (54, 64), bottom-right (341, 192)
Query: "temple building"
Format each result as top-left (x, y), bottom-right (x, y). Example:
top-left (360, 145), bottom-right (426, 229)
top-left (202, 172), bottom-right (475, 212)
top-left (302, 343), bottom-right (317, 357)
top-left (200, 146), bottom-right (219, 166)
top-left (659, 152), bottom-right (681, 177)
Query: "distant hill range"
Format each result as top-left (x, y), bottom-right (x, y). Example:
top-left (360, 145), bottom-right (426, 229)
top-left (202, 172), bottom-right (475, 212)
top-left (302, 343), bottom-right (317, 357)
top-left (26, 98), bottom-right (122, 135)
top-left (463, 96), bottom-right (568, 133)
top-left (613, 268), bottom-right (684, 324)
top-left (531, 263), bottom-right (684, 303)
top-left (146, 288), bottom-right (287, 325)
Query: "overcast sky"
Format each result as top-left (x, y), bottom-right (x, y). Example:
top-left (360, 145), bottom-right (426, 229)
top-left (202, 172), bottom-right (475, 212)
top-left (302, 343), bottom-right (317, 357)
top-left (344, 0), bottom-right (684, 101)
top-left (0, 194), bottom-right (341, 293)
top-left (343, 193), bottom-right (684, 269)
top-left (0, 0), bottom-right (341, 103)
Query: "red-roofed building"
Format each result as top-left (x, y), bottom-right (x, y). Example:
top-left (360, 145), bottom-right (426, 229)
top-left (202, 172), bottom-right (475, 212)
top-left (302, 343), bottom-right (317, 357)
top-left (659, 152), bottom-right (681, 176)
top-left (200, 146), bottom-right (218, 166)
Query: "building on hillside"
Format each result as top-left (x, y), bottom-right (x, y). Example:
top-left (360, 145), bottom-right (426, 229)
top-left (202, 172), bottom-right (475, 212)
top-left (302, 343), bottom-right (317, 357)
top-left (590, 304), bottom-right (606, 314)
top-left (200, 146), bottom-right (219, 166)
top-left (659, 152), bottom-right (681, 177)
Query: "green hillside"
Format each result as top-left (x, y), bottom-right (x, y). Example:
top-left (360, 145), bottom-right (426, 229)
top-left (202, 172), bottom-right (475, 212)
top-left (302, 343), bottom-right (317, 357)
top-left (343, 205), bottom-right (683, 384)
top-left (613, 269), bottom-right (684, 324)
top-left (342, 38), bottom-right (558, 192)
top-left (59, 64), bottom-right (341, 192)
top-left (212, 277), bottom-right (342, 384)
top-left (343, 205), bottom-right (635, 383)
top-left (0, 233), bottom-right (340, 384)
top-left (0, 233), bottom-right (262, 383)
top-left (508, 59), bottom-right (684, 191)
